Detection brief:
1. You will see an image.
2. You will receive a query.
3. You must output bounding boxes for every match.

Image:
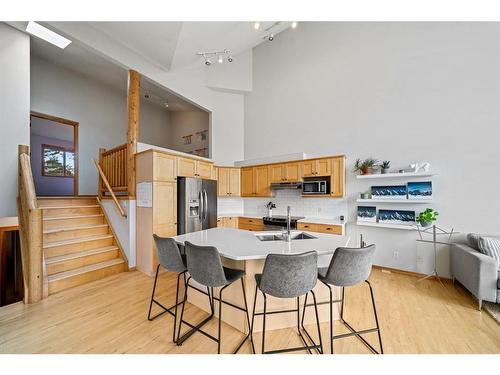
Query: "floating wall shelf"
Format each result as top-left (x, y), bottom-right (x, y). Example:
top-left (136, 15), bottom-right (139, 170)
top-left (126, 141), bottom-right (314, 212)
top-left (356, 172), bottom-right (434, 179)
top-left (356, 199), bottom-right (432, 204)
top-left (355, 222), bottom-right (417, 231)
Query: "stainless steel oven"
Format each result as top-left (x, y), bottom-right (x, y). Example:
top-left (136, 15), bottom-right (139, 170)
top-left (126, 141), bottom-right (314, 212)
top-left (302, 180), bottom-right (329, 195)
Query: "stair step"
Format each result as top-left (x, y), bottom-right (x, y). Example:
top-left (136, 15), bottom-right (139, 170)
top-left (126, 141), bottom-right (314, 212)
top-left (43, 214), bottom-right (105, 229)
top-left (38, 197), bottom-right (97, 207)
top-left (41, 205), bottom-right (101, 218)
top-left (45, 246), bottom-right (120, 275)
top-left (43, 234), bottom-right (114, 258)
top-left (43, 224), bottom-right (109, 242)
top-left (48, 258), bottom-right (125, 294)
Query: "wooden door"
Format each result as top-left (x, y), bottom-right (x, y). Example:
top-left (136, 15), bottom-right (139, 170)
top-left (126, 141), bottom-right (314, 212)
top-left (217, 168), bottom-right (229, 196)
top-left (254, 166), bottom-right (270, 197)
top-left (177, 157), bottom-right (196, 177)
top-left (241, 168), bottom-right (254, 196)
top-left (153, 153), bottom-right (176, 182)
top-left (330, 157), bottom-right (345, 197)
top-left (197, 161), bottom-right (213, 179)
top-left (228, 168), bottom-right (240, 196)
top-left (301, 160), bottom-right (316, 177)
top-left (284, 162), bottom-right (300, 181)
top-left (315, 159), bottom-right (331, 176)
top-left (269, 164), bottom-right (284, 183)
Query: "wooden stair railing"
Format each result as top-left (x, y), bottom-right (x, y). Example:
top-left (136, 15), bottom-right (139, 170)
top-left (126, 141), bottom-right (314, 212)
top-left (98, 144), bottom-right (128, 196)
top-left (93, 159), bottom-right (127, 218)
top-left (17, 145), bottom-right (46, 303)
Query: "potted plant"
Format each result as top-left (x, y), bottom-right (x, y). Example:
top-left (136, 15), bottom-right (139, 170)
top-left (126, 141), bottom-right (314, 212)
top-left (354, 158), bottom-right (379, 175)
top-left (416, 208), bottom-right (439, 227)
top-left (380, 160), bottom-right (391, 174)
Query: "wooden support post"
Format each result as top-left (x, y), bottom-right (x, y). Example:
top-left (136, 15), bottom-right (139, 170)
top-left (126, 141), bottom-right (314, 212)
top-left (127, 70), bottom-right (140, 198)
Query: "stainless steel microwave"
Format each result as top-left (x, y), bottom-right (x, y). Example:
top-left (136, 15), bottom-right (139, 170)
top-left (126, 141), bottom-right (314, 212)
top-left (302, 180), bottom-right (329, 195)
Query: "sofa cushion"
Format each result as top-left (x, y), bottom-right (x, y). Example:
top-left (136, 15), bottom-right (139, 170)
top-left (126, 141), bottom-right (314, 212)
top-left (477, 236), bottom-right (500, 270)
top-left (467, 233), bottom-right (500, 250)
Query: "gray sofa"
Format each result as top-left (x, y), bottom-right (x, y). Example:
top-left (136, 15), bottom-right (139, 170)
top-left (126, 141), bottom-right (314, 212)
top-left (450, 234), bottom-right (499, 310)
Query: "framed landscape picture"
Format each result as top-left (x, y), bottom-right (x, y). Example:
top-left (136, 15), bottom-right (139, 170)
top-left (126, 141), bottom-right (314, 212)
top-left (407, 181), bottom-right (432, 200)
top-left (378, 209), bottom-right (416, 226)
top-left (357, 206), bottom-right (377, 222)
top-left (371, 185), bottom-right (407, 200)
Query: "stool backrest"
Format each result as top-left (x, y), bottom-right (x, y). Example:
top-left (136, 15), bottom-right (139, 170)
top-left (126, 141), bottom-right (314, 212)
top-left (259, 251), bottom-right (318, 298)
top-left (153, 234), bottom-right (186, 273)
top-left (322, 245), bottom-right (376, 287)
top-left (184, 241), bottom-right (227, 287)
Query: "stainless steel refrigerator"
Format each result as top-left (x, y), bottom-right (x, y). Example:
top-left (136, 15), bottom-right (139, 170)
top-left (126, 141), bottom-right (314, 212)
top-left (177, 177), bottom-right (218, 234)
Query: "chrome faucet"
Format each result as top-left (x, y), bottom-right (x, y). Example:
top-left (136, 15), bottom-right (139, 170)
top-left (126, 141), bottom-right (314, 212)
top-left (285, 206), bottom-right (291, 242)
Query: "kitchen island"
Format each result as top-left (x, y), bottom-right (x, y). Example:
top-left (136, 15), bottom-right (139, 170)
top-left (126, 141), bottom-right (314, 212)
top-left (173, 227), bottom-right (350, 333)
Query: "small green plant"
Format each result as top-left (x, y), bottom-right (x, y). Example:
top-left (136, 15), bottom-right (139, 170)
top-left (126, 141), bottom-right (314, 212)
top-left (416, 208), bottom-right (439, 227)
top-left (381, 160), bottom-right (391, 169)
top-left (354, 158), bottom-right (379, 175)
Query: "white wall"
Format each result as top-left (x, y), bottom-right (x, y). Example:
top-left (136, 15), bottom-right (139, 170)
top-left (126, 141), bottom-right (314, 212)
top-left (168, 111), bottom-right (209, 156)
top-left (31, 56), bottom-right (174, 194)
top-left (0, 24), bottom-right (30, 217)
top-left (245, 23), bottom-right (500, 275)
top-left (45, 22), bottom-right (246, 166)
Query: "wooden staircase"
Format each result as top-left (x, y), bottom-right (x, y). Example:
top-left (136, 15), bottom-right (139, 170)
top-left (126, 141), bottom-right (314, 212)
top-left (38, 197), bottom-right (126, 294)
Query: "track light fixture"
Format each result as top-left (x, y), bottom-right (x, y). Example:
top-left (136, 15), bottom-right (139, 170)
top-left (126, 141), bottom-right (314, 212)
top-left (197, 49), bottom-right (233, 66)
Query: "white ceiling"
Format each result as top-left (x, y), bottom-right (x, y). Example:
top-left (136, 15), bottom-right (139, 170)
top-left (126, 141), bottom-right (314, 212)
top-left (30, 35), bottom-right (204, 112)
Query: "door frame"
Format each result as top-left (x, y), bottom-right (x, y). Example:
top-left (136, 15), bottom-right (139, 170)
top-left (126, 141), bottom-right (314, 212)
top-left (30, 111), bottom-right (79, 196)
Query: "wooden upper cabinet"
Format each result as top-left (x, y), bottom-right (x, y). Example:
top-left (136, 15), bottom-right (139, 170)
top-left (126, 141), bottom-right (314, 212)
top-left (301, 158), bottom-right (331, 177)
top-left (153, 153), bottom-right (176, 182)
top-left (177, 157), bottom-right (197, 177)
top-left (254, 166), bottom-right (271, 197)
top-left (284, 162), bottom-right (300, 182)
top-left (217, 167), bottom-right (241, 196)
top-left (330, 156), bottom-right (345, 197)
top-left (269, 164), bottom-right (284, 183)
top-left (197, 161), bottom-right (213, 179)
top-left (301, 160), bottom-right (316, 177)
top-left (241, 167), bottom-right (254, 197)
top-left (228, 168), bottom-right (240, 196)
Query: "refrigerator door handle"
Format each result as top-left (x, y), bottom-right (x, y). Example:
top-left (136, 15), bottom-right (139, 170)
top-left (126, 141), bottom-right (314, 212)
top-left (199, 191), bottom-right (203, 220)
top-left (203, 190), bottom-right (208, 221)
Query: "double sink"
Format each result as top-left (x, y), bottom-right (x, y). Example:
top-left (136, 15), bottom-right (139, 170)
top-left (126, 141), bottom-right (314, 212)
top-left (256, 232), bottom-right (317, 242)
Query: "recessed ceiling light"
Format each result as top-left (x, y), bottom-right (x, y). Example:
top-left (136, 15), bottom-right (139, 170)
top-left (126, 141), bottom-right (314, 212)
top-left (164, 103), bottom-right (169, 108)
top-left (254, 22), bottom-right (260, 30)
top-left (218, 55), bottom-right (223, 64)
top-left (26, 21), bottom-right (71, 49)
top-left (291, 21), bottom-right (298, 29)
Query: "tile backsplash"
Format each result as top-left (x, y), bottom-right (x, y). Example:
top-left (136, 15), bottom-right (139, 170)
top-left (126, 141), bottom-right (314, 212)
top-left (218, 189), bottom-right (348, 220)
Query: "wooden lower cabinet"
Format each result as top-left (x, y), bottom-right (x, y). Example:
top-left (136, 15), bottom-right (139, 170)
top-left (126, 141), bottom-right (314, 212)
top-left (217, 217), bottom-right (239, 228)
top-left (238, 217), bottom-right (264, 231)
top-left (297, 222), bottom-right (343, 235)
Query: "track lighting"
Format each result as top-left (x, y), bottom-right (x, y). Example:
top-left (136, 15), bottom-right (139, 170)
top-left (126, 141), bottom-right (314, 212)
top-left (254, 21), bottom-right (260, 30)
top-left (291, 21), bottom-right (298, 29)
top-left (197, 49), bottom-right (233, 66)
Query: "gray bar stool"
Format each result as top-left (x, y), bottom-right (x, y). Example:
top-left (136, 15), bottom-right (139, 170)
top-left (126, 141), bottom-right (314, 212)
top-left (250, 251), bottom-right (324, 354)
top-left (318, 244), bottom-right (383, 354)
top-left (147, 234), bottom-right (188, 343)
top-left (176, 241), bottom-right (254, 354)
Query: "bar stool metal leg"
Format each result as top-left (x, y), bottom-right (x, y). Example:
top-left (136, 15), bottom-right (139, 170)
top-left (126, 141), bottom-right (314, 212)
top-left (299, 291), bottom-right (324, 354)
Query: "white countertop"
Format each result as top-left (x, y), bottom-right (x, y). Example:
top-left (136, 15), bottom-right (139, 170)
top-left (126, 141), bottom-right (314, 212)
top-left (173, 228), bottom-right (350, 261)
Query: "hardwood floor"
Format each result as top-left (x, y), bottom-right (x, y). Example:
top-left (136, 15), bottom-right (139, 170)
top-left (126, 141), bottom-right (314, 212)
top-left (0, 268), bottom-right (499, 354)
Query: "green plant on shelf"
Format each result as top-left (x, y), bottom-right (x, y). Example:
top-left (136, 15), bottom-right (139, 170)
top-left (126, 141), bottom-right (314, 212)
top-left (416, 208), bottom-right (439, 227)
top-left (354, 158), bottom-right (379, 175)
